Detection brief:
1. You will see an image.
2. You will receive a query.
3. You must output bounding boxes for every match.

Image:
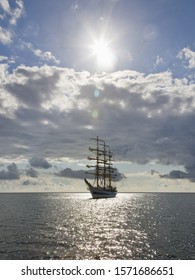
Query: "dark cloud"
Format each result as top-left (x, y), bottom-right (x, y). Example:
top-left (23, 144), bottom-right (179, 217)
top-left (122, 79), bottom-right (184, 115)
top-left (4, 66), bottom-right (63, 107)
top-left (0, 163), bottom-right (20, 180)
top-left (29, 157), bottom-right (52, 169)
top-left (161, 169), bottom-right (195, 182)
top-left (56, 168), bottom-right (87, 179)
top-left (22, 180), bottom-right (37, 186)
top-left (56, 167), bottom-right (125, 181)
top-left (26, 167), bottom-right (38, 177)
top-left (161, 170), bottom-right (188, 179)
top-left (1, 65), bottom-right (195, 182)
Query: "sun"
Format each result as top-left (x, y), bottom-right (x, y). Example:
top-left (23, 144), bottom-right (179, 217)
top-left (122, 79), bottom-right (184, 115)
top-left (91, 39), bottom-right (116, 71)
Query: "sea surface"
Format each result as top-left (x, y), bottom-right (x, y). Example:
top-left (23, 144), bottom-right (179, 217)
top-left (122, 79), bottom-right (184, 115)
top-left (0, 193), bottom-right (194, 260)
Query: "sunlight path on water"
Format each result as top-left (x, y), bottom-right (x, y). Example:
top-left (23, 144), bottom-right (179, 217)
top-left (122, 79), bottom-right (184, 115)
top-left (34, 193), bottom-right (156, 259)
top-left (0, 193), bottom-right (194, 259)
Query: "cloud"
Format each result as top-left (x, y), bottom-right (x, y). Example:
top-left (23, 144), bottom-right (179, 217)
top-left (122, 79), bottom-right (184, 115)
top-left (71, 0), bottom-right (79, 11)
top-left (21, 42), bottom-right (60, 64)
top-left (33, 49), bottom-right (60, 64)
top-left (161, 170), bottom-right (187, 179)
top-left (1, 64), bottom-right (195, 182)
top-left (56, 167), bottom-right (124, 181)
top-left (177, 47), bottom-right (195, 69)
top-left (0, 55), bottom-right (8, 62)
top-left (9, 0), bottom-right (24, 25)
top-left (0, 0), bottom-right (10, 13)
top-left (0, 0), bottom-right (24, 25)
top-left (0, 62), bottom-right (8, 82)
top-left (29, 157), bottom-right (52, 169)
top-left (0, 163), bottom-right (20, 179)
top-left (26, 167), bottom-right (38, 177)
top-left (154, 55), bottom-right (164, 66)
top-left (0, 0), bottom-right (24, 45)
top-left (0, 26), bottom-right (12, 44)
top-left (56, 167), bottom-right (87, 179)
top-left (22, 179), bottom-right (38, 186)
top-left (160, 169), bottom-right (195, 182)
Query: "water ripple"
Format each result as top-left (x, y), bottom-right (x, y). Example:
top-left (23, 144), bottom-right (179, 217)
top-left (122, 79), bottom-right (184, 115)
top-left (0, 193), bottom-right (194, 259)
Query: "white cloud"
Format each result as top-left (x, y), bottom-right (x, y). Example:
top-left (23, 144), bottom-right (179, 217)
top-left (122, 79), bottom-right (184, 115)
top-left (33, 48), bottom-right (60, 64)
top-left (22, 42), bottom-right (60, 64)
top-left (0, 62), bottom-right (8, 82)
top-left (155, 55), bottom-right (164, 66)
top-left (0, 55), bottom-right (8, 62)
top-left (0, 0), bottom-right (24, 46)
top-left (0, 0), bottom-right (10, 13)
top-left (0, 0), bottom-right (24, 25)
top-left (0, 26), bottom-right (12, 44)
top-left (9, 0), bottom-right (24, 25)
top-left (177, 47), bottom-right (195, 69)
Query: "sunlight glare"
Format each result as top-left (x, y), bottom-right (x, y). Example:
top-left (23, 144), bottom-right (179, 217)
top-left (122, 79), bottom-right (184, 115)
top-left (91, 39), bottom-right (116, 71)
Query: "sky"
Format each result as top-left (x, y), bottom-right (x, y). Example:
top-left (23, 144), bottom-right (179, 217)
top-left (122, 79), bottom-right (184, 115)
top-left (0, 0), bottom-right (195, 192)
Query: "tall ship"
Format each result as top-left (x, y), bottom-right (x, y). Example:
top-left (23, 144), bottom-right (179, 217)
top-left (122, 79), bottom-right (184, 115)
top-left (84, 137), bottom-right (117, 198)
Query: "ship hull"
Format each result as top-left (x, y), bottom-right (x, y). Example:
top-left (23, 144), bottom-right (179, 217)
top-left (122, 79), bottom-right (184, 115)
top-left (85, 179), bottom-right (117, 199)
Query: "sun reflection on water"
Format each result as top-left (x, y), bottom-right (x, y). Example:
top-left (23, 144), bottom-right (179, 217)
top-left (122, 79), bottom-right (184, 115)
top-left (40, 193), bottom-right (156, 259)
top-left (1, 193), bottom-right (193, 260)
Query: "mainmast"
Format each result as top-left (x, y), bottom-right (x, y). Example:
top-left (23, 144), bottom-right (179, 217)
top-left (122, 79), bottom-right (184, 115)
top-left (103, 142), bottom-right (106, 188)
top-left (96, 136), bottom-right (99, 188)
top-left (108, 149), bottom-right (113, 187)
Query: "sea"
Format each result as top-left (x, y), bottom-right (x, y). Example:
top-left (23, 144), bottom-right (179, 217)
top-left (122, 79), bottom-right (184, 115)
top-left (0, 193), bottom-right (194, 260)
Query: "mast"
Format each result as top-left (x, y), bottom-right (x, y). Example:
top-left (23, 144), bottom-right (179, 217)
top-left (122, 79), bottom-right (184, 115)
top-left (104, 142), bottom-right (106, 188)
top-left (90, 136), bottom-right (104, 188)
top-left (96, 136), bottom-right (99, 188)
top-left (108, 149), bottom-right (112, 187)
